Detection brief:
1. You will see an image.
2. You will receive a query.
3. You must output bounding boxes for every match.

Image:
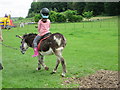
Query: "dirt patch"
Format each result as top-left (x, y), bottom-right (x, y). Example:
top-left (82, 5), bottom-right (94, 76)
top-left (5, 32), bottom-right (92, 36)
top-left (63, 70), bottom-right (119, 88)
top-left (91, 16), bottom-right (113, 20)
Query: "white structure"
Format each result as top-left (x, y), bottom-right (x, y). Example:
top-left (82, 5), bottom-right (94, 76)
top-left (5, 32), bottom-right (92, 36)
top-left (20, 22), bottom-right (24, 28)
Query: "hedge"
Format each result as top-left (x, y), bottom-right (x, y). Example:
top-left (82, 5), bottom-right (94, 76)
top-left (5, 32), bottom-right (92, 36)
top-left (34, 10), bottom-right (83, 23)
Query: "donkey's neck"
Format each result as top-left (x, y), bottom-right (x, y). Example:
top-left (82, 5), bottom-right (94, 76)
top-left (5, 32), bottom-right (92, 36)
top-left (25, 35), bottom-right (37, 48)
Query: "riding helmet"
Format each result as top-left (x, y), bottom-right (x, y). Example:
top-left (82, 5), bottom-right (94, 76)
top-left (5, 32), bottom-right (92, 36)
top-left (40, 8), bottom-right (49, 19)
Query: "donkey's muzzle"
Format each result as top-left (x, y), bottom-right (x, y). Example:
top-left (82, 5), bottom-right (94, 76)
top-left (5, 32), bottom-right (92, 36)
top-left (20, 49), bottom-right (26, 54)
top-left (20, 46), bottom-right (26, 54)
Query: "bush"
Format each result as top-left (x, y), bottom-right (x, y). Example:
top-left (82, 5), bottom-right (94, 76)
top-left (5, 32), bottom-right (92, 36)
top-left (34, 10), bottom-right (83, 23)
top-left (64, 10), bottom-right (77, 22)
top-left (49, 11), bottom-right (66, 23)
top-left (71, 15), bottom-right (83, 22)
top-left (49, 11), bottom-right (57, 22)
top-left (34, 14), bottom-right (41, 22)
top-left (82, 11), bottom-right (93, 20)
top-left (56, 13), bottom-right (66, 22)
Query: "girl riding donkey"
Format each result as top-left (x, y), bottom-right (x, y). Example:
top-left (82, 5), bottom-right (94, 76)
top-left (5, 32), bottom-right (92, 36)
top-left (17, 8), bottom-right (67, 76)
top-left (32, 8), bottom-right (51, 57)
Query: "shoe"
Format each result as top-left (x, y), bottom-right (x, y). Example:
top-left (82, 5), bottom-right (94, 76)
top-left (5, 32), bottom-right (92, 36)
top-left (32, 48), bottom-right (39, 57)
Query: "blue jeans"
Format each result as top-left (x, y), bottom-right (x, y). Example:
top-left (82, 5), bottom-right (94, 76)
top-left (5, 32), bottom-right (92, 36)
top-left (33, 35), bottom-right (42, 48)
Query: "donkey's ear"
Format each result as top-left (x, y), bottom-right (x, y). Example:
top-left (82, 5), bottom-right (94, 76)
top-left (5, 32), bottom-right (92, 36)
top-left (16, 35), bottom-right (23, 39)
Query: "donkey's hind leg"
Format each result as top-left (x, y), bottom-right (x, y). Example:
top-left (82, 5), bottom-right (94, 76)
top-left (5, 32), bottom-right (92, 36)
top-left (38, 55), bottom-right (49, 71)
top-left (51, 59), bottom-right (60, 74)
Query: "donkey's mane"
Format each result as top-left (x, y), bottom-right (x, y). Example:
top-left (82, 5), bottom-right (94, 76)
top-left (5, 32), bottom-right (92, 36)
top-left (23, 33), bottom-right (37, 38)
top-left (22, 33), bottom-right (37, 47)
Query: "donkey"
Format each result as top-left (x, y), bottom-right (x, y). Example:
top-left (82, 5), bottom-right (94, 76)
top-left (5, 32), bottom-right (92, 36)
top-left (16, 33), bottom-right (67, 77)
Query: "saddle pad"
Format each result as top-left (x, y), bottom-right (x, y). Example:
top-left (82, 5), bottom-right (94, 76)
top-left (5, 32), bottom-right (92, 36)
top-left (37, 33), bottom-right (51, 51)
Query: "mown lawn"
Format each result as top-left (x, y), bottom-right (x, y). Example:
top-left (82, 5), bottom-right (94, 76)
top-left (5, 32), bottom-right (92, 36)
top-left (1, 17), bottom-right (118, 88)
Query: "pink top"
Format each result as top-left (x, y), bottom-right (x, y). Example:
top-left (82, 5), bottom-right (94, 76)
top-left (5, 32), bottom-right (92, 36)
top-left (38, 19), bottom-right (50, 36)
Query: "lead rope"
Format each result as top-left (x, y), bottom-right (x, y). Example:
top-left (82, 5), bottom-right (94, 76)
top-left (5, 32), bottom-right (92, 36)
top-left (0, 42), bottom-right (33, 56)
top-left (0, 42), bottom-right (19, 50)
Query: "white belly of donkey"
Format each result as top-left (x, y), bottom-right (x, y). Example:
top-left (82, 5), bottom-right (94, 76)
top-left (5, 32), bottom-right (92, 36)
top-left (40, 48), bottom-right (53, 56)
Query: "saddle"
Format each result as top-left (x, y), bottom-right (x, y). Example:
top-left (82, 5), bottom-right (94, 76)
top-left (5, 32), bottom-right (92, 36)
top-left (37, 33), bottom-right (51, 50)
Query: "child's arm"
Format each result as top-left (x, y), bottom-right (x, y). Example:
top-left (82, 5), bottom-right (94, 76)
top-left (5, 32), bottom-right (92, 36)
top-left (38, 20), bottom-right (41, 33)
top-left (48, 19), bottom-right (51, 30)
top-left (49, 21), bottom-right (50, 28)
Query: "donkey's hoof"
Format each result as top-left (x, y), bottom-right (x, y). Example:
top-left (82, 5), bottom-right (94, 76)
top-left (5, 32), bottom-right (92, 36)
top-left (51, 70), bottom-right (56, 74)
top-left (45, 67), bottom-right (49, 71)
top-left (50, 72), bottom-right (56, 74)
top-left (61, 73), bottom-right (65, 77)
top-left (36, 67), bottom-right (41, 71)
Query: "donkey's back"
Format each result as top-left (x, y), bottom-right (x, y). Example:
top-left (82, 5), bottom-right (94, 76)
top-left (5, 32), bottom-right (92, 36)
top-left (38, 33), bottom-right (66, 55)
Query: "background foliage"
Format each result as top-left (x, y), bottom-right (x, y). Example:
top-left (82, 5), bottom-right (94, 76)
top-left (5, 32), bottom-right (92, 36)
top-left (27, 2), bottom-right (120, 18)
top-left (34, 10), bottom-right (83, 23)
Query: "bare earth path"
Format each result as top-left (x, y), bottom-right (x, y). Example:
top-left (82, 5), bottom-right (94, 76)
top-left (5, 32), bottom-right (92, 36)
top-left (63, 70), bottom-right (119, 88)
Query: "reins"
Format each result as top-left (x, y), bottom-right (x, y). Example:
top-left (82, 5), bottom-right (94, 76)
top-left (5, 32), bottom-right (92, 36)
top-left (0, 42), bottom-right (19, 50)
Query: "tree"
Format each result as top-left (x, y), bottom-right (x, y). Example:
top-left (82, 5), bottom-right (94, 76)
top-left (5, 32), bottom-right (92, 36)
top-left (104, 2), bottom-right (120, 16)
top-left (28, 12), bottom-right (36, 18)
top-left (82, 11), bottom-right (93, 21)
top-left (84, 2), bottom-right (104, 16)
top-left (27, 2), bottom-right (120, 18)
top-left (67, 2), bottom-right (74, 10)
top-left (27, 2), bottom-right (40, 17)
top-left (73, 2), bottom-right (86, 15)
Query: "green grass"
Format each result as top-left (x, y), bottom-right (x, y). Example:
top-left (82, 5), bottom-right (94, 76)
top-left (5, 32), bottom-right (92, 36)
top-left (0, 37), bottom-right (2, 89)
top-left (1, 16), bottom-right (118, 88)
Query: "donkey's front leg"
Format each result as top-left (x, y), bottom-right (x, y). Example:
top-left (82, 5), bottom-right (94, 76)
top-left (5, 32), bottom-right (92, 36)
top-left (36, 55), bottom-right (42, 71)
top-left (38, 55), bottom-right (49, 71)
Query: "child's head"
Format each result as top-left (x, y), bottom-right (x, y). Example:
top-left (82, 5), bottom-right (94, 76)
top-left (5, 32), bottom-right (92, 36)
top-left (40, 8), bottom-right (49, 20)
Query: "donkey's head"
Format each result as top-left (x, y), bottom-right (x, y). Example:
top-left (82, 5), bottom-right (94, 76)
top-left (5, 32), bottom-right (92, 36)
top-left (16, 34), bottom-right (29, 54)
top-left (16, 33), bottom-right (37, 54)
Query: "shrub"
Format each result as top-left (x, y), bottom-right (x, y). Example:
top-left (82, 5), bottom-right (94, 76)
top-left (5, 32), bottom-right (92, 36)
top-left (49, 11), bottom-right (57, 22)
top-left (34, 10), bottom-right (83, 23)
top-left (64, 10), bottom-right (78, 22)
top-left (56, 13), bottom-right (66, 22)
top-left (82, 11), bottom-right (93, 20)
top-left (34, 14), bottom-right (41, 22)
top-left (71, 15), bottom-right (83, 22)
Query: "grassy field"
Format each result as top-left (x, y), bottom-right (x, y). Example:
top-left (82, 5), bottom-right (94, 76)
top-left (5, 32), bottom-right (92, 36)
top-left (1, 17), bottom-right (118, 88)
